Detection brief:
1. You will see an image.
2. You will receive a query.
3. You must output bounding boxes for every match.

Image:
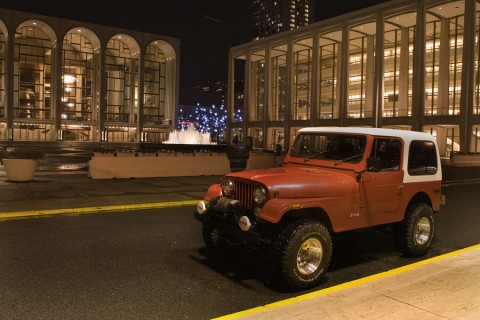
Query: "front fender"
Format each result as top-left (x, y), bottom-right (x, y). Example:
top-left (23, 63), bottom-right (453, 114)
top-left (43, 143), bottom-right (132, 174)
top-left (257, 198), bottom-right (330, 224)
top-left (205, 184), bottom-right (222, 202)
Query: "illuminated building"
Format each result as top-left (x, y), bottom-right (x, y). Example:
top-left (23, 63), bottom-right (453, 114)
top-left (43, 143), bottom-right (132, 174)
top-left (253, 0), bottom-right (314, 38)
top-left (229, 0), bottom-right (480, 157)
top-left (0, 8), bottom-right (179, 144)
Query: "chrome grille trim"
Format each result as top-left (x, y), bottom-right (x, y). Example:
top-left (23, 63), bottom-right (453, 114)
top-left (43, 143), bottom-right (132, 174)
top-left (232, 179), bottom-right (256, 209)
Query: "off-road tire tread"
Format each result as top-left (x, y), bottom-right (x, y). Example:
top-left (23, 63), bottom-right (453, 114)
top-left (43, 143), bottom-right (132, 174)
top-left (394, 203), bottom-right (434, 257)
top-left (272, 219), bottom-right (332, 290)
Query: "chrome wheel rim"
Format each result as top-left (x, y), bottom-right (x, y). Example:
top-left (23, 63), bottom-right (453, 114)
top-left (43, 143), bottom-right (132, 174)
top-left (414, 217), bottom-right (431, 246)
top-left (297, 238), bottom-right (323, 275)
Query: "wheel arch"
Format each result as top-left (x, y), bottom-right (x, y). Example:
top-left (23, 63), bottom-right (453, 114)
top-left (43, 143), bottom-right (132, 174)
top-left (279, 207), bottom-right (334, 232)
top-left (406, 192), bottom-right (433, 211)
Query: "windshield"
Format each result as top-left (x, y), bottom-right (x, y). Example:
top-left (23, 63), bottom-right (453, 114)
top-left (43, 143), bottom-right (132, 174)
top-left (290, 133), bottom-right (367, 163)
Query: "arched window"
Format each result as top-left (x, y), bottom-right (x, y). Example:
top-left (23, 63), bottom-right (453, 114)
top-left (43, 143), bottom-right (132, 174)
top-left (61, 28), bottom-right (100, 142)
top-left (105, 35), bottom-right (139, 125)
top-left (13, 20), bottom-right (56, 141)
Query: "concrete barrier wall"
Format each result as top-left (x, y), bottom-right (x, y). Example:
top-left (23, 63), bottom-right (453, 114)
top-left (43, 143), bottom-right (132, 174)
top-left (88, 152), bottom-right (230, 179)
top-left (450, 153), bottom-right (480, 167)
top-left (245, 152), bottom-right (285, 171)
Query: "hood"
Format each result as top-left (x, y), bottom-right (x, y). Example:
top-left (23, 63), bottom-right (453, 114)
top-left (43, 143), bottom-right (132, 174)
top-left (228, 166), bottom-right (357, 198)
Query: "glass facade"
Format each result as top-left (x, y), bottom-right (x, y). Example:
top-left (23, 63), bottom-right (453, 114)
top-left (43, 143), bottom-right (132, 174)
top-left (270, 44), bottom-right (287, 121)
top-left (292, 38), bottom-right (312, 120)
top-left (318, 32), bottom-right (340, 120)
top-left (249, 50), bottom-right (265, 122)
top-left (384, 14), bottom-right (415, 117)
top-left (229, 0), bottom-right (480, 155)
top-left (0, 9), bottom-right (179, 143)
top-left (348, 23), bottom-right (375, 119)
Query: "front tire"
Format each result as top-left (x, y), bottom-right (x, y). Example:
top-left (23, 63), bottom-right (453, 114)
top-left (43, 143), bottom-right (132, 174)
top-left (273, 219), bottom-right (332, 291)
top-left (394, 203), bottom-right (435, 257)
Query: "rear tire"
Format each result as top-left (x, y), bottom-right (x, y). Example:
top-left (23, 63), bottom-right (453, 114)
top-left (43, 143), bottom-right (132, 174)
top-left (272, 219), bottom-right (332, 291)
top-left (394, 203), bottom-right (435, 257)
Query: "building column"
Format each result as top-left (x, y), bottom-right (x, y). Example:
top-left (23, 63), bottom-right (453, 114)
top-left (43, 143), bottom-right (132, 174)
top-left (90, 51), bottom-right (100, 142)
top-left (365, 35), bottom-right (375, 121)
top-left (227, 53), bottom-right (235, 144)
top-left (137, 54), bottom-right (145, 142)
top-left (437, 17), bottom-right (450, 116)
top-left (5, 28), bottom-right (14, 140)
top-left (460, 0), bottom-right (476, 152)
top-left (411, 2), bottom-right (426, 132)
top-left (284, 41), bottom-right (293, 148)
top-left (374, 14), bottom-right (385, 128)
top-left (311, 35), bottom-right (319, 126)
top-left (53, 39), bottom-right (63, 141)
top-left (338, 25), bottom-right (349, 126)
top-left (244, 50), bottom-right (252, 140)
top-left (98, 45), bottom-right (107, 142)
top-left (398, 27), bottom-right (410, 117)
top-left (129, 58), bottom-right (136, 131)
top-left (264, 46), bottom-right (271, 144)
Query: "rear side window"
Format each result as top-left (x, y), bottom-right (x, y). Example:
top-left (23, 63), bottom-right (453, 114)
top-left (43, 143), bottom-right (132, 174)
top-left (408, 141), bottom-right (438, 175)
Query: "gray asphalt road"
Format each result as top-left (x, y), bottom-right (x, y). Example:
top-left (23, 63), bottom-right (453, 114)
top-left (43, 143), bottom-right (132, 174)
top-left (0, 182), bottom-right (478, 320)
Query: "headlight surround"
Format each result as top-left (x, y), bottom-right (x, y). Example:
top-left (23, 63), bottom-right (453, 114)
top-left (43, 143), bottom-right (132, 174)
top-left (253, 185), bottom-right (267, 205)
top-left (221, 179), bottom-right (234, 197)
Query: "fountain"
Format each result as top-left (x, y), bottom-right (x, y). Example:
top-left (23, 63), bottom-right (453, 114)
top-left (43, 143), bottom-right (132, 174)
top-left (89, 125), bottom-right (230, 179)
top-left (163, 126), bottom-right (215, 145)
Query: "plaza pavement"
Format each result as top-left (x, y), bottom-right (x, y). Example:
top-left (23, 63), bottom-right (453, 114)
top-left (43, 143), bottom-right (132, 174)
top-left (1, 164), bottom-right (480, 320)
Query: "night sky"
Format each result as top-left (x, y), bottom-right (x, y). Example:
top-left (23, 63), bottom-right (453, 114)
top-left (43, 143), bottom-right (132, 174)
top-left (0, 0), bottom-right (388, 104)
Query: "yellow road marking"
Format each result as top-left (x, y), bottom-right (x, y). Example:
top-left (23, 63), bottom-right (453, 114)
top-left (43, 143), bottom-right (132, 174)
top-left (214, 243), bottom-right (480, 320)
top-left (0, 200), bottom-right (200, 220)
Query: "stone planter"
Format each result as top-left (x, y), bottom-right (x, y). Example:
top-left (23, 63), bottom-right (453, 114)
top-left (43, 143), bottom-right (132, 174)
top-left (3, 159), bottom-right (38, 182)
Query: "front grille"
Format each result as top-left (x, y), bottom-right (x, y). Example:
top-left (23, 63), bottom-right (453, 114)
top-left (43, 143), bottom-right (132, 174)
top-left (232, 179), bottom-right (256, 209)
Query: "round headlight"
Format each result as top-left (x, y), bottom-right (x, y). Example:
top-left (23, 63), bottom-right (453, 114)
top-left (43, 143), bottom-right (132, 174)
top-left (221, 179), bottom-right (234, 197)
top-left (253, 185), bottom-right (267, 205)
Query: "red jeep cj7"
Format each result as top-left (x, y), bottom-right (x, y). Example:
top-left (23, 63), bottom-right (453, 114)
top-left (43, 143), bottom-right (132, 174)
top-left (195, 127), bottom-right (443, 290)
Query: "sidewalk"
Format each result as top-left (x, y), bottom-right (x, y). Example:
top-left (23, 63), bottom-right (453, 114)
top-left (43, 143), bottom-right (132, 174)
top-left (1, 165), bottom-right (480, 320)
top-left (216, 244), bottom-right (480, 320)
top-left (0, 169), bottom-right (221, 218)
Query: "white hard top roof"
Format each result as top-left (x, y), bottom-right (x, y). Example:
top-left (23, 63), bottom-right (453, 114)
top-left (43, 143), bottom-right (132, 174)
top-left (298, 127), bottom-right (441, 183)
top-left (298, 127), bottom-right (437, 143)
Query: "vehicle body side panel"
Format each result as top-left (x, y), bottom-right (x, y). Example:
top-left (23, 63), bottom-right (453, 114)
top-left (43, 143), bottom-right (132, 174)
top-left (257, 193), bottom-right (367, 232)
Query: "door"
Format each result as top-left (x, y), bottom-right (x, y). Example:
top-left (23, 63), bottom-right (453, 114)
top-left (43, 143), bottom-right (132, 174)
top-left (362, 138), bottom-right (404, 225)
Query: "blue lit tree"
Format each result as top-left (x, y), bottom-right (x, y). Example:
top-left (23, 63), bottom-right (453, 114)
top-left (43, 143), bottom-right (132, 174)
top-left (177, 104), bottom-right (228, 142)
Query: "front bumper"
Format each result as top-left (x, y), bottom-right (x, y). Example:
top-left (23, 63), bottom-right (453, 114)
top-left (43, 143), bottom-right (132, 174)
top-left (195, 196), bottom-right (262, 244)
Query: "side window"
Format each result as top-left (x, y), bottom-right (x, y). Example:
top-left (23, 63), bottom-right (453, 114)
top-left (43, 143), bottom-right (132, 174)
top-left (408, 141), bottom-right (438, 175)
top-left (370, 138), bottom-right (402, 171)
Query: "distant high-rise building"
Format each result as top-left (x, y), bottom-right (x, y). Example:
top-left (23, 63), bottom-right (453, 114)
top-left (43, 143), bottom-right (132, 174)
top-left (253, 0), bottom-right (314, 38)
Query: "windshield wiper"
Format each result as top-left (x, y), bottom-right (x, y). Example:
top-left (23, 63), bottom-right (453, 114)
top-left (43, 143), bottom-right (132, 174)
top-left (334, 154), bottom-right (364, 166)
top-left (304, 151), bottom-right (327, 162)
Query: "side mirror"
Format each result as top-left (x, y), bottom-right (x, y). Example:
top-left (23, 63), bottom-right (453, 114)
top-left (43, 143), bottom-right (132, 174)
top-left (274, 144), bottom-right (283, 156)
top-left (366, 157), bottom-right (382, 172)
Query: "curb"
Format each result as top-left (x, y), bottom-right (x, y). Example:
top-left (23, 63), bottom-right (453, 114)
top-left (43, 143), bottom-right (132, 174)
top-left (0, 200), bottom-right (200, 220)
top-left (213, 243), bottom-right (480, 320)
